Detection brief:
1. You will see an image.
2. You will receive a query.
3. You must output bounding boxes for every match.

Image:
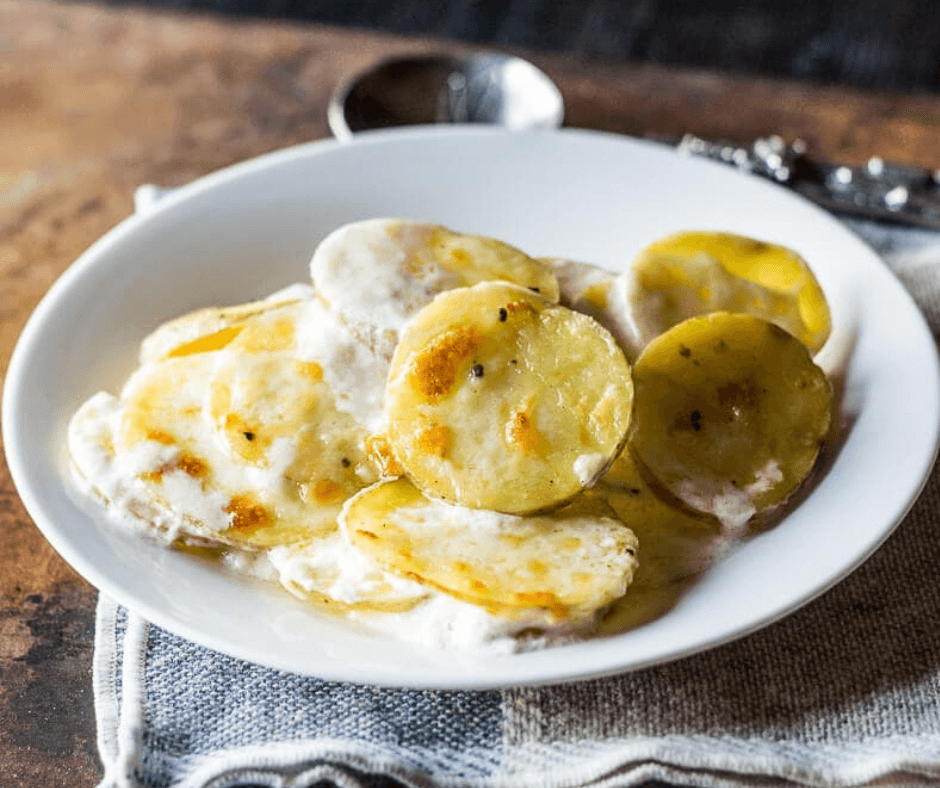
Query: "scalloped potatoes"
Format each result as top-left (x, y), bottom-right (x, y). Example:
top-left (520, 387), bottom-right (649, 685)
top-left (68, 220), bottom-right (834, 652)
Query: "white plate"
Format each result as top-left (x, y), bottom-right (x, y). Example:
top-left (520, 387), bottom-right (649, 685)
top-left (4, 127), bottom-right (939, 688)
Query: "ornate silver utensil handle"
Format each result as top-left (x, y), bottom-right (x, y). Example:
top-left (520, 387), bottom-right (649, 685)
top-left (677, 134), bottom-right (940, 231)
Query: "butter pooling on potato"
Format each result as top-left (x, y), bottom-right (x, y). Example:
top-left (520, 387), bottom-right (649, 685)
top-left (630, 230), bottom-right (832, 355)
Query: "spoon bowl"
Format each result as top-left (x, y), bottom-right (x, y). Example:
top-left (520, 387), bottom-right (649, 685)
top-left (328, 53), bottom-right (565, 140)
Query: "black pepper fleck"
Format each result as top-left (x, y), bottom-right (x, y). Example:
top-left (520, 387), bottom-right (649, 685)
top-left (690, 411), bottom-right (702, 431)
top-left (498, 307), bottom-right (508, 322)
top-left (679, 345), bottom-right (692, 358)
top-left (471, 364), bottom-right (484, 378)
top-left (244, 431), bottom-right (256, 441)
top-left (529, 286), bottom-right (540, 293)
top-left (341, 457), bottom-right (351, 468)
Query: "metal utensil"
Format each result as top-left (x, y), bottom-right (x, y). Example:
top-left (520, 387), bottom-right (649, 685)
top-left (678, 134), bottom-right (940, 231)
top-left (328, 53), bottom-right (565, 141)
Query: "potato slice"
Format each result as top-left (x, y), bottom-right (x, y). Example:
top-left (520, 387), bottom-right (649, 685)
top-left (139, 285), bottom-right (313, 364)
top-left (630, 312), bottom-right (832, 530)
top-left (631, 231), bottom-right (831, 353)
top-left (207, 349), bottom-right (372, 493)
top-left (109, 353), bottom-right (345, 548)
top-left (343, 478), bottom-right (638, 624)
top-left (97, 294), bottom-right (383, 550)
top-left (190, 299), bottom-right (377, 500)
top-left (310, 219), bottom-right (560, 359)
top-left (384, 282), bottom-right (634, 514)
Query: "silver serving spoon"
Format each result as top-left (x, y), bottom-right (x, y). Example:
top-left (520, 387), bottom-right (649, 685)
top-left (328, 53), bottom-right (565, 140)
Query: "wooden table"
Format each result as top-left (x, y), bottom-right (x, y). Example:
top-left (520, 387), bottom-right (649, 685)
top-left (4, 1), bottom-right (940, 783)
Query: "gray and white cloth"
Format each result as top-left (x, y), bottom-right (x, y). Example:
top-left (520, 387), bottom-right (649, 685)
top-left (94, 199), bottom-right (940, 788)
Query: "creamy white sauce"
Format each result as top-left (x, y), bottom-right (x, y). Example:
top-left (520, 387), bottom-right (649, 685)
top-left (294, 296), bottom-right (389, 432)
top-left (68, 393), bottom-right (236, 540)
top-left (551, 258), bottom-right (644, 360)
top-left (268, 533), bottom-right (424, 606)
top-left (261, 529), bottom-right (586, 652)
top-left (346, 596), bottom-right (553, 654)
top-left (675, 459), bottom-right (784, 535)
top-left (573, 452), bottom-right (608, 485)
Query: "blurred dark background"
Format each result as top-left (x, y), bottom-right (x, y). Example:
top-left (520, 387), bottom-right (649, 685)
top-left (104, 0), bottom-right (940, 93)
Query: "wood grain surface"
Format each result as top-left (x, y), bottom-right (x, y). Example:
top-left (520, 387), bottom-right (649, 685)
top-left (4, 1), bottom-right (940, 784)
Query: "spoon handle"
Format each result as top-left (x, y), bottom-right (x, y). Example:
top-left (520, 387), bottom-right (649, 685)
top-left (676, 134), bottom-right (940, 231)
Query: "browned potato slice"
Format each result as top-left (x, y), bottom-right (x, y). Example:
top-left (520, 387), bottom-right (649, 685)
top-left (207, 351), bottom-right (373, 493)
top-left (343, 478), bottom-right (638, 624)
top-left (92, 295), bottom-right (383, 550)
top-left (630, 312), bottom-right (832, 530)
top-left (310, 219), bottom-right (560, 359)
top-left (109, 353), bottom-right (344, 548)
top-left (631, 231), bottom-right (831, 353)
top-left (384, 282), bottom-right (634, 514)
